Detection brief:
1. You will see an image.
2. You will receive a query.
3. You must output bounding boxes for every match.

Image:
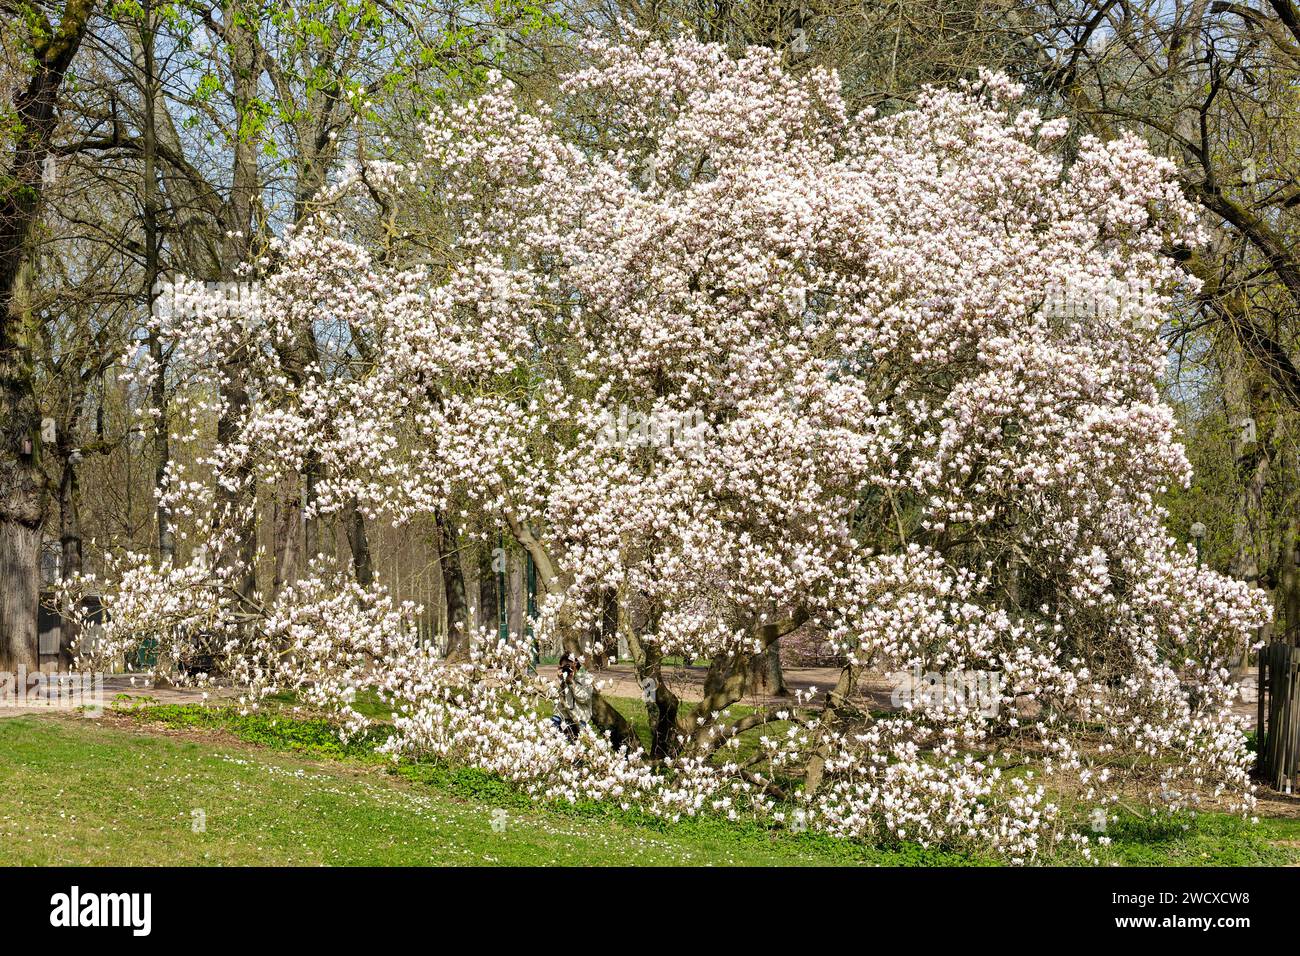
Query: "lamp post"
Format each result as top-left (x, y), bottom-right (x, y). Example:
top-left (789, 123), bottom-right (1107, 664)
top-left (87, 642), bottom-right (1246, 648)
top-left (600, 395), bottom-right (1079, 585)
top-left (1190, 521), bottom-right (1206, 568)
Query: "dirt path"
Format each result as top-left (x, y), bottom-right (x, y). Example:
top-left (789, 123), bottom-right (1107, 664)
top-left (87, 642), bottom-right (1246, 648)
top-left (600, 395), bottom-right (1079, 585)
top-left (2, 666), bottom-right (1258, 727)
top-left (0, 674), bottom-right (237, 719)
top-left (557, 662), bottom-right (899, 710)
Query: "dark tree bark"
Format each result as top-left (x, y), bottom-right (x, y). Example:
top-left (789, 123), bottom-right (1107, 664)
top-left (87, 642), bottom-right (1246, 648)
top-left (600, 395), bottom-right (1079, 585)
top-left (213, 375), bottom-right (258, 604)
top-left (344, 496), bottom-right (373, 587)
top-left (589, 586), bottom-right (618, 670)
top-left (0, 516), bottom-right (40, 674)
top-left (477, 540), bottom-right (500, 639)
top-left (435, 508), bottom-right (468, 656)
top-left (56, 451), bottom-right (82, 668)
top-left (271, 478), bottom-right (303, 597)
top-left (140, 0), bottom-right (173, 569)
top-left (745, 643), bottom-right (790, 696)
top-left (210, 5), bottom-right (262, 609)
top-left (0, 0), bottom-right (97, 673)
top-left (0, 264), bottom-right (41, 674)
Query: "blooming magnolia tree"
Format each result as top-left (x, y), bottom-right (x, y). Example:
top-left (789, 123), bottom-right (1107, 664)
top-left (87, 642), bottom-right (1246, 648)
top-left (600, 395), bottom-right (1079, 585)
top-left (70, 36), bottom-right (1269, 860)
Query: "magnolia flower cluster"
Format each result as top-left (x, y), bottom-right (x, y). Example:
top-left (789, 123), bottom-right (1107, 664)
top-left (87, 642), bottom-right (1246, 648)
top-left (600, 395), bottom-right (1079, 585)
top-left (71, 35), bottom-right (1270, 860)
top-left (376, 636), bottom-right (764, 822)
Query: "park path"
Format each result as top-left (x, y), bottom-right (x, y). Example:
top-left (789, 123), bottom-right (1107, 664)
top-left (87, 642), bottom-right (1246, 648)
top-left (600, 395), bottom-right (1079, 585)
top-left (0, 674), bottom-right (225, 718)
top-left (557, 662), bottom-right (898, 711)
top-left (1, 665), bottom-right (1260, 731)
top-left (0, 666), bottom-right (882, 717)
top-left (557, 663), bottom-right (1262, 726)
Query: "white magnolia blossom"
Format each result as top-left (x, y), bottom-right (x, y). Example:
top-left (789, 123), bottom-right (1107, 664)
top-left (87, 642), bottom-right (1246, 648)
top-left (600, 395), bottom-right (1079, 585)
top-left (65, 35), bottom-right (1269, 862)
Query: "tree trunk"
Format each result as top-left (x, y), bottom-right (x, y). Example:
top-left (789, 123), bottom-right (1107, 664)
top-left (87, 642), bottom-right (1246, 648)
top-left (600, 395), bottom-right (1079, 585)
top-left (0, 0), bottom-right (96, 305)
top-left (1, 267), bottom-right (42, 674)
top-left (745, 643), bottom-right (789, 696)
top-left (1274, 438), bottom-right (1300, 645)
top-left (149, 333), bottom-right (173, 565)
top-left (303, 460), bottom-right (321, 560)
top-left (56, 452), bottom-right (82, 668)
top-left (0, 521), bottom-right (40, 675)
top-left (589, 586), bottom-right (618, 670)
top-left (507, 551), bottom-right (524, 639)
top-left (272, 477), bottom-right (303, 597)
top-left (0, 0), bottom-right (96, 678)
top-left (141, 0), bottom-right (173, 569)
top-left (1279, 516), bottom-right (1300, 643)
top-left (214, 379), bottom-right (258, 604)
top-left (344, 495), bottom-right (373, 587)
top-left (477, 540), bottom-right (500, 639)
top-left (211, 2), bottom-right (262, 608)
top-left (803, 664), bottom-right (860, 796)
top-left (435, 509), bottom-right (468, 656)
top-left (622, 614), bottom-right (684, 758)
top-left (685, 609), bottom-right (809, 752)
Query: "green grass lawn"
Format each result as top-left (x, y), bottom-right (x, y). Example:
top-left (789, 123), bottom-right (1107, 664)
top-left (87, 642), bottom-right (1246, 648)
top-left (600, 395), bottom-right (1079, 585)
top-left (0, 705), bottom-right (1297, 867)
top-left (0, 714), bottom-right (959, 865)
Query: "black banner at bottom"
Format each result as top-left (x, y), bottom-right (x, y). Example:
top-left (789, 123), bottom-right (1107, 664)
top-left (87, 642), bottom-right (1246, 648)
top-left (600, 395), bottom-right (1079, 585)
top-left (0, 865), bottom-right (1290, 943)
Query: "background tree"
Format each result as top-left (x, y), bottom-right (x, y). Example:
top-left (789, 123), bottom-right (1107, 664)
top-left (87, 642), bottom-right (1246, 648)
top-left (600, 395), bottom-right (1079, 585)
top-left (1012, 0), bottom-right (1300, 648)
top-left (1, 0), bottom-right (99, 672)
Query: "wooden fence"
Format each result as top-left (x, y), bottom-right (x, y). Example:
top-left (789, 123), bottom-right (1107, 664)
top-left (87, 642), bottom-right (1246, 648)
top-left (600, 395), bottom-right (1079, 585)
top-left (1258, 642), bottom-right (1300, 793)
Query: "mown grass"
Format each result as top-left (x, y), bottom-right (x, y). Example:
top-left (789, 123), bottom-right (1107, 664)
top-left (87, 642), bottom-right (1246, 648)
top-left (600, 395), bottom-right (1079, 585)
top-left (1, 700), bottom-right (1297, 866)
top-left (0, 714), bottom-right (972, 866)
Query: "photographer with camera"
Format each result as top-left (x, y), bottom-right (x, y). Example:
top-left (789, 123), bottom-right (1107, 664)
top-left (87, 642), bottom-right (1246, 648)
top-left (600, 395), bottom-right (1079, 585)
top-left (550, 653), bottom-right (594, 740)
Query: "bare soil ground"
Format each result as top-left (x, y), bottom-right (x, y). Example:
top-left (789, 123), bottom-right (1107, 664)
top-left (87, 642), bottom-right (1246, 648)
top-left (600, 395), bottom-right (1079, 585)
top-left (572, 662), bottom-right (899, 709)
top-left (571, 663), bottom-right (1261, 727)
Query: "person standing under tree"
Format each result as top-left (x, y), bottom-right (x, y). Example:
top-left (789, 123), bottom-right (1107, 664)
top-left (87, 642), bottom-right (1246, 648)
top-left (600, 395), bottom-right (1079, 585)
top-left (551, 653), bottom-right (594, 739)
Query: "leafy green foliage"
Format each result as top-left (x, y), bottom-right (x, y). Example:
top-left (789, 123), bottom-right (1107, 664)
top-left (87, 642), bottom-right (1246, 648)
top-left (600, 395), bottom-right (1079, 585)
top-left (119, 701), bottom-right (388, 759)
